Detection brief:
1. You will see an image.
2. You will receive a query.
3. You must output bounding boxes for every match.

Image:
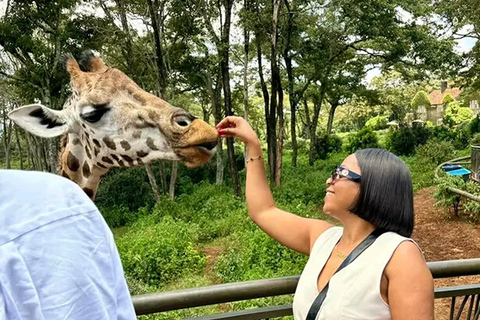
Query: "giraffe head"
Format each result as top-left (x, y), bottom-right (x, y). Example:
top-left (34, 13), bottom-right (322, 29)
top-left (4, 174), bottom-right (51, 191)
top-left (8, 51), bottom-right (219, 197)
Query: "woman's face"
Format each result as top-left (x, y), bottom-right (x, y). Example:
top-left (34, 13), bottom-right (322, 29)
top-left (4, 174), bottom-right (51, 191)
top-left (323, 154), bottom-right (361, 218)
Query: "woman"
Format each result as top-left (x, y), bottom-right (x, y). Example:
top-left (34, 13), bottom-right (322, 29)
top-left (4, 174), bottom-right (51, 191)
top-left (216, 116), bottom-right (434, 320)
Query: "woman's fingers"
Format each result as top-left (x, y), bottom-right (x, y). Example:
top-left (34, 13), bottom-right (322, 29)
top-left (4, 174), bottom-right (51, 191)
top-left (216, 116), bottom-right (240, 129)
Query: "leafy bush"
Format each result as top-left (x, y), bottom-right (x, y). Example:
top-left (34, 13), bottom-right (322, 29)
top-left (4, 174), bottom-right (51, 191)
top-left (432, 125), bottom-right (456, 142)
top-left (442, 93), bottom-right (455, 105)
top-left (453, 122), bottom-right (471, 149)
top-left (344, 127), bottom-right (379, 153)
top-left (386, 125), bottom-right (432, 156)
top-left (470, 115), bottom-right (480, 135)
top-left (411, 90), bottom-right (431, 108)
top-left (443, 101), bottom-right (474, 128)
top-left (117, 216), bottom-right (207, 287)
top-left (365, 115), bottom-right (388, 130)
top-left (433, 176), bottom-right (480, 222)
top-left (311, 133), bottom-right (343, 161)
top-left (215, 229), bottom-right (307, 282)
top-left (415, 139), bottom-right (455, 165)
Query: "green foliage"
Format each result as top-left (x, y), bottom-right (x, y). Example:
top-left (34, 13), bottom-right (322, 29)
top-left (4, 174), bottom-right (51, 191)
top-left (386, 126), bottom-right (432, 156)
top-left (116, 216), bottom-right (207, 287)
top-left (443, 102), bottom-right (474, 128)
top-left (311, 134), bottom-right (343, 161)
top-left (471, 133), bottom-right (480, 146)
top-left (344, 127), bottom-right (379, 153)
top-left (442, 93), bottom-right (455, 105)
top-left (415, 139), bottom-right (455, 165)
top-left (411, 90), bottom-right (431, 108)
top-left (365, 115), bottom-right (389, 130)
top-left (215, 229), bottom-right (307, 282)
top-left (470, 115), bottom-right (480, 135)
top-left (95, 166), bottom-right (156, 212)
top-left (433, 176), bottom-right (480, 222)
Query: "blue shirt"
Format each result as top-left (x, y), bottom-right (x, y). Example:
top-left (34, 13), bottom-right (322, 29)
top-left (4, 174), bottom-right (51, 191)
top-left (0, 170), bottom-right (136, 320)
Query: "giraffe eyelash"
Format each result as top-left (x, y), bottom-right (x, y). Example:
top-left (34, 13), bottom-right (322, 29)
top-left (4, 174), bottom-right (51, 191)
top-left (81, 107), bottom-right (110, 123)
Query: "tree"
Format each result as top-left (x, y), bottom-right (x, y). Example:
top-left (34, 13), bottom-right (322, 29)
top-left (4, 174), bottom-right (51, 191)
top-left (411, 91), bottom-right (431, 109)
top-left (443, 93), bottom-right (455, 106)
top-left (0, 0), bottom-right (109, 172)
top-left (443, 101), bottom-right (474, 127)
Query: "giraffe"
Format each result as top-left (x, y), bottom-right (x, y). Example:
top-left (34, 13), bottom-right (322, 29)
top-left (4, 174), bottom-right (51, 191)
top-left (8, 51), bottom-right (219, 200)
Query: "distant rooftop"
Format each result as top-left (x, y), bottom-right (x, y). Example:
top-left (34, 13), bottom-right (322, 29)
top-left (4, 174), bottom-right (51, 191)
top-left (429, 88), bottom-right (462, 105)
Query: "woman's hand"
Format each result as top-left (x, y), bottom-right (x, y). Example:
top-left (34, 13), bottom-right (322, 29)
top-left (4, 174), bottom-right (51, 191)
top-left (216, 116), bottom-right (259, 146)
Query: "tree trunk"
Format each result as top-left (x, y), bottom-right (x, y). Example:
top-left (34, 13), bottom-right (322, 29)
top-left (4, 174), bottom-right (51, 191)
top-left (206, 66), bottom-right (224, 185)
top-left (220, 0), bottom-right (242, 197)
top-left (159, 161), bottom-right (167, 194)
top-left (267, 0), bottom-right (282, 183)
top-left (145, 163), bottom-right (161, 204)
top-left (14, 126), bottom-right (23, 170)
top-left (308, 89), bottom-right (326, 165)
top-left (169, 161), bottom-right (178, 199)
top-left (147, 0), bottom-right (168, 99)
top-left (275, 76), bottom-right (284, 186)
top-left (243, 1), bottom-right (250, 165)
top-left (327, 103), bottom-right (338, 135)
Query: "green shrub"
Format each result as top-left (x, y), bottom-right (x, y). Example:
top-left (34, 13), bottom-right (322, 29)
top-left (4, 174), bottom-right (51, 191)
top-left (215, 229), bottom-right (307, 282)
top-left (386, 126), bottom-right (432, 156)
top-left (432, 125), bottom-right (455, 142)
top-left (116, 216), bottom-right (207, 287)
top-left (415, 139), bottom-right (455, 165)
top-left (470, 115), bottom-right (480, 135)
top-left (345, 127), bottom-right (379, 153)
top-left (453, 122), bottom-right (471, 149)
top-left (365, 115), bottom-right (388, 130)
top-left (311, 133), bottom-right (343, 161)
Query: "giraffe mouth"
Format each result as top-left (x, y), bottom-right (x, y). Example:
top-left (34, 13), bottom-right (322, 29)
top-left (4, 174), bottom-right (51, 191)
top-left (195, 141), bottom-right (218, 151)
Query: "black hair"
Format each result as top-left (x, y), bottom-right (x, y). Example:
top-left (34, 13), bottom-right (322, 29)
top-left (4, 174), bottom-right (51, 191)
top-left (350, 148), bottom-right (414, 237)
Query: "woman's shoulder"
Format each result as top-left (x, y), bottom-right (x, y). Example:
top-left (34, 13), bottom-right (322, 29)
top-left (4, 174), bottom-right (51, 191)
top-left (384, 235), bottom-right (427, 278)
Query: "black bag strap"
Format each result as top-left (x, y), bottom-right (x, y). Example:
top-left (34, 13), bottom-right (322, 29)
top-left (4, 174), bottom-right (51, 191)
top-left (305, 228), bottom-right (385, 320)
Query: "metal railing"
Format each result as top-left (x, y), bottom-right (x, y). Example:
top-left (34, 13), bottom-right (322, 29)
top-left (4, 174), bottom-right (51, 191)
top-left (132, 258), bottom-right (480, 320)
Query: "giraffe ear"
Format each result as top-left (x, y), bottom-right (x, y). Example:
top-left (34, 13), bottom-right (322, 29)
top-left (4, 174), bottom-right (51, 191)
top-left (8, 104), bottom-right (70, 138)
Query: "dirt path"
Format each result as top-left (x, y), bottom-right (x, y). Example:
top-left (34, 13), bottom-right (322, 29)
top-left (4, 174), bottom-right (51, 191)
top-left (412, 187), bottom-right (480, 319)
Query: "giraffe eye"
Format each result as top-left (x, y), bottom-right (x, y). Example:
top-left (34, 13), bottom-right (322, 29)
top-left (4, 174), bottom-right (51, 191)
top-left (81, 107), bottom-right (110, 123)
top-left (174, 114), bottom-right (194, 127)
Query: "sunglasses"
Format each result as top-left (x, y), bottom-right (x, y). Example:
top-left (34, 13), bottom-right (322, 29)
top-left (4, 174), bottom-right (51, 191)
top-left (331, 165), bottom-right (361, 183)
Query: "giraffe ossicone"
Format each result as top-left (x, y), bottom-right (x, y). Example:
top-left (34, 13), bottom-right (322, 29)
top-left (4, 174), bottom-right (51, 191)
top-left (8, 50), bottom-right (219, 200)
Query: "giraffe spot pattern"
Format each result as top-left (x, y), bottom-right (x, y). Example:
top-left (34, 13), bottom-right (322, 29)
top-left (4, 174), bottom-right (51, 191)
top-left (146, 137), bottom-right (159, 151)
top-left (72, 138), bottom-right (81, 145)
top-left (82, 162), bottom-right (91, 178)
top-left (132, 131), bottom-right (142, 139)
top-left (121, 154), bottom-right (134, 165)
top-left (111, 154), bottom-right (120, 161)
top-left (120, 140), bottom-right (131, 151)
top-left (94, 147), bottom-right (100, 157)
top-left (137, 150), bottom-right (149, 157)
top-left (83, 188), bottom-right (94, 199)
top-left (102, 136), bottom-right (116, 150)
top-left (67, 152), bottom-right (80, 172)
top-left (117, 160), bottom-right (126, 167)
top-left (102, 156), bottom-right (114, 165)
top-left (93, 139), bottom-right (101, 148)
top-left (137, 158), bottom-right (144, 165)
top-left (85, 145), bottom-right (92, 159)
top-left (97, 162), bottom-right (107, 169)
top-left (61, 170), bottom-right (71, 180)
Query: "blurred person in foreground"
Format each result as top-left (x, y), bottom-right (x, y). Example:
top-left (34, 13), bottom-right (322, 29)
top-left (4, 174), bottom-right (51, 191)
top-left (0, 169), bottom-right (136, 320)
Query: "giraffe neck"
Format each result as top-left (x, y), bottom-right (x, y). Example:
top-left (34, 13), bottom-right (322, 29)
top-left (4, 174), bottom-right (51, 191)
top-left (59, 133), bottom-right (108, 200)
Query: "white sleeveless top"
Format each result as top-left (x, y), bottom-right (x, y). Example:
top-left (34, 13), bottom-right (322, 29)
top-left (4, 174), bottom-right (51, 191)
top-left (293, 227), bottom-right (412, 320)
